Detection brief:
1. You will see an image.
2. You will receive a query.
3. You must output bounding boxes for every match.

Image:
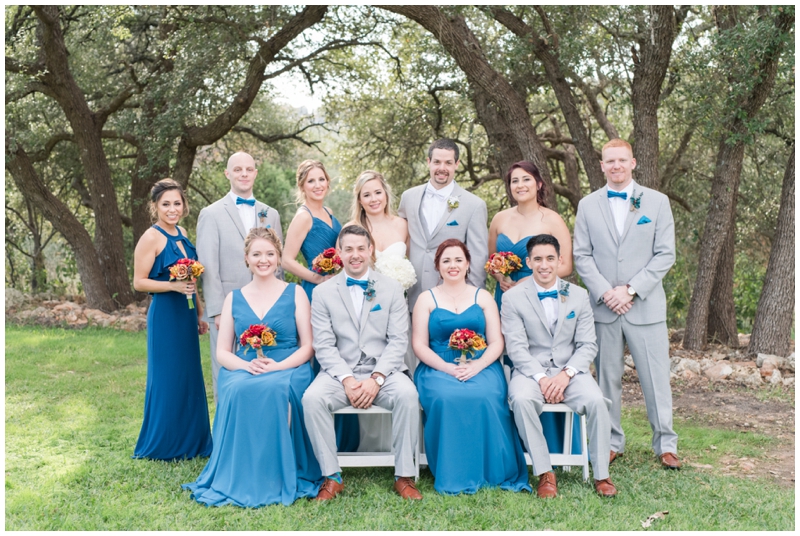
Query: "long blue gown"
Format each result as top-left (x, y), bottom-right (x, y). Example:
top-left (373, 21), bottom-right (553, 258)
top-left (134, 225), bottom-right (212, 460)
top-left (183, 285), bottom-right (323, 507)
top-left (296, 205), bottom-right (359, 452)
top-left (415, 289), bottom-right (531, 495)
top-left (495, 233), bottom-right (582, 456)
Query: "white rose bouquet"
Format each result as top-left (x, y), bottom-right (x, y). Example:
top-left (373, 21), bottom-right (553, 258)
top-left (374, 255), bottom-right (417, 290)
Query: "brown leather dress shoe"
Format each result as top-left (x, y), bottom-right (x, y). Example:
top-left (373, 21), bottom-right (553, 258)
top-left (315, 478), bottom-right (344, 501)
top-left (536, 471), bottom-right (557, 498)
top-left (609, 450), bottom-right (622, 465)
top-left (394, 477), bottom-right (423, 500)
top-left (594, 478), bottom-right (618, 497)
top-left (660, 452), bottom-right (682, 470)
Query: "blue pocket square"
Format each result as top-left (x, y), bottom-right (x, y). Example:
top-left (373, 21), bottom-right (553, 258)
top-left (637, 216), bottom-right (652, 225)
top-left (446, 220), bottom-right (458, 226)
top-left (370, 304), bottom-right (382, 312)
top-left (566, 311), bottom-right (576, 319)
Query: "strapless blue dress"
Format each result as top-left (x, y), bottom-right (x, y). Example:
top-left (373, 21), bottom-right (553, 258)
top-left (494, 233), bottom-right (582, 457)
top-left (182, 285), bottom-right (323, 506)
top-left (414, 289), bottom-right (531, 495)
top-left (134, 225), bottom-right (212, 461)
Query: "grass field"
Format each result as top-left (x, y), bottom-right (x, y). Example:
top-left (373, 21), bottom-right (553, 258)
top-left (5, 325), bottom-right (794, 530)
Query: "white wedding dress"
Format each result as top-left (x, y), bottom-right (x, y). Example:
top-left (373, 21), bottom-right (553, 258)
top-left (376, 241), bottom-right (407, 259)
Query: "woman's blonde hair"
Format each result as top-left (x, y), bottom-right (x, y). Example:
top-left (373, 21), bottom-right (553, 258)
top-left (148, 178), bottom-right (189, 222)
top-left (294, 159), bottom-right (331, 204)
top-left (349, 170), bottom-right (395, 231)
top-left (243, 227), bottom-right (283, 267)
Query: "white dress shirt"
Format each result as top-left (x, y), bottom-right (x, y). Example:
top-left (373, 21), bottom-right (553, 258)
top-left (339, 269), bottom-right (371, 383)
top-left (531, 277), bottom-right (577, 383)
top-left (228, 191), bottom-right (258, 232)
top-left (421, 181), bottom-right (455, 236)
top-left (607, 182), bottom-right (634, 236)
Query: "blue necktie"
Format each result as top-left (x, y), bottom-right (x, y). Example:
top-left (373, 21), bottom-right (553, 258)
top-left (538, 290), bottom-right (558, 300)
top-left (607, 190), bottom-right (627, 200)
top-left (346, 277), bottom-right (368, 290)
top-left (236, 197), bottom-right (255, 206)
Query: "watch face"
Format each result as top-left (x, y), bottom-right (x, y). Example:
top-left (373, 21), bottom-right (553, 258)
top-left (374, 376), bottom-right (384, 386)
top-left (628, 287), bottom-right (635, 296)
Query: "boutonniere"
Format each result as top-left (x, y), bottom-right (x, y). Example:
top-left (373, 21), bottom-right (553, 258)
top-left (629, 190), bottom-right (643, 212)
top-left (447, 196), bottom-right (460, 210)
top-left (364, 279), bottom-right (376, 302)
top-left (559, 281), bottom-right (570, 303)
top-left (258, 208), bottom-right (269, 225)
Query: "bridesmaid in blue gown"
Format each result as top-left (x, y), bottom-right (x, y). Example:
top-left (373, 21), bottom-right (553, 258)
top-left (183, 228), bottom-right (323, 506)
top-left (132, 179), bottom-right (212, 460)
top-left (281, 160), bottom-right (358, 452)
top-left (488, 161), bottom-right (579, 455)
top-left (412, 239), bottom-right (530, 495)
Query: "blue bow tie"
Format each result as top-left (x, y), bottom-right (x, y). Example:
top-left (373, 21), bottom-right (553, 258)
top-left (346, 277), bottom-right (369, 290)
top-left (538, 290), bottom-right (558, 300)
top-left (607, 190), bottom-right (627, 200)
top-left (236, 197), bottom-right (256, 206)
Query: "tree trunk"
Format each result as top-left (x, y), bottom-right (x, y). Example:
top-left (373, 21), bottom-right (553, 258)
top-left (6, 142), bottom-right (116, 311)
top-left (381, 5), bottom-right (557, 208)
top-left (749, 144), bottom-right (795, 357)
top-left (31, 244), bottom-right (47, 294)
top-left (706, 217), bottom-right (739, 347)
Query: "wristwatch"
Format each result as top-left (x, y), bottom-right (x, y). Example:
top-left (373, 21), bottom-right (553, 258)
top-left (563, 367), bottom-right (576, 378)
top-left (626, 284), bottom-right (636, 297)
top-left (370, 373), bottom-right (385, 387)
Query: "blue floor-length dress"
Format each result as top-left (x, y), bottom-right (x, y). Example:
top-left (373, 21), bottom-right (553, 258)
top-left (415, 289), bottom-right (531, 495)
top-left (297, 205), bottom-right (359, 452)
top-left (134, 225), bottom-right (212, 461)
top-left (183, 285), bottom-right (323, 506)
top-left (495, 233), bottom-right (582, 456)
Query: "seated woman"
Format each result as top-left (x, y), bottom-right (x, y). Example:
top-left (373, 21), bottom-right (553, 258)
top-left (412, 239), bottom-right (531, 495)
top-left (183, 228), bottom-right (323, 507)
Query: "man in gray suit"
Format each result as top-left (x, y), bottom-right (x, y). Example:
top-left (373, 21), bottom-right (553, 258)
top-left (302, 225), bottom-right (422, 501)
top-left (573, 138), bottom-right (680, 470)
top-left (398, 139), bottom-right (488, 309)
top-left (196, 151), bottom-right (283, 402)
top-left (502, 235), bottom-right (617, 498)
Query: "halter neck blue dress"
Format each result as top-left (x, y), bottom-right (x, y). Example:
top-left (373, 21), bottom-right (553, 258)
top-left (133, 225), bottom-right (212, 460)
top-left (183, 284), bottom-right (323, 506)
top-left (414, 289), bottom-right (531, 495)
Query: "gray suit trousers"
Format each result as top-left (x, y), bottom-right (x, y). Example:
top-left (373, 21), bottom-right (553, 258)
top-left (302, 372), bottom-right (420, 477)
top-left (508, 370), bottom-right (612, 480)
top-left (594, 316), bottom-right (677, 455)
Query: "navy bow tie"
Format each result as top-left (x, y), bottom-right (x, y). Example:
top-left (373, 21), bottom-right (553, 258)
top-left (346, 277), bottom-right (369, 290)
top-left (607, 190), bottom-right (627, 200)
top-left (538, 290), bottom-right (558, 300)
top-left (236, 197), bottom-right (256, 206)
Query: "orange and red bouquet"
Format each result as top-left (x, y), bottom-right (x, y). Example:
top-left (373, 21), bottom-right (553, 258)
top-left (485, 252), bottom-right (523, 279)
top-left (311, 247), bottom-right (343, 276)
top-left (239, 323), bottom-right (278, 359)
top-left (448, 328), bottom-right (488, 361)
top-left (169, 258), bottom-right (205, 309)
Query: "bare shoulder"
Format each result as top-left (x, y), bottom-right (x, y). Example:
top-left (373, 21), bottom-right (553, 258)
top-left (490, 207), bottom-right (513, 226)
top-left (476, 287), bottom-right (496, 308)
top-left (412, 288), bottom-right (435, 315)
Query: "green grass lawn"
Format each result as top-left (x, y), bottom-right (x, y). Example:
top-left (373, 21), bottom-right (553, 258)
top-left (5, 325), bottom-right (794, 530)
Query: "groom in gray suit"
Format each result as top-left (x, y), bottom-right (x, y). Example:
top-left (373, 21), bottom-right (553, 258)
top-left (302, 225), bottom-right (422, 501)
top-left (398, 139), bottom-right (488, 309)
top-left (502, 235), bottom-right (617, 498)
top-left (573, 138), bottom-right (679, 470)
top-left (196, 151), bottom-right (282, 402)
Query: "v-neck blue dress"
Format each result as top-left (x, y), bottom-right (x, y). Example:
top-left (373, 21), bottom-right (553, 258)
top-left (133, 225), bottom-right (212, 461)
top-left (183, 284), bottom-right (323, 507)
top-left (414, 289), bottom-right (531, 495)
top-left (298, 205), bottom-right (341, 303)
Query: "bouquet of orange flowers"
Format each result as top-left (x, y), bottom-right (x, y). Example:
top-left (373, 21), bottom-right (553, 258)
top-left (485, 252), bottom-right (523, 282)
top-left (169, 258), bottom-right (204, 309)
top-left (239, 324), bottom-right (278, 359)
top-left (311, 247), bottom-right (343, 275)
top-left (448, 328), bottom-right (488, 363)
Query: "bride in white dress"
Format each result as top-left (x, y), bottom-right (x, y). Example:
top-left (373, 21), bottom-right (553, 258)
top-left (346, 170), bottom-right (414, 452)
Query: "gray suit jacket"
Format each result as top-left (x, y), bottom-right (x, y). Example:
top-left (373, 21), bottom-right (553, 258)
top-left (398, 182), bottom-right (488, 309)
top-left (311, 270), bottom-right (409, 381)
top-left (196, 195), bottom-right (283, 318)
top-left (573, 181), bottom-right (675, 325)
top-left (501, 279), bottom-right (597, 379)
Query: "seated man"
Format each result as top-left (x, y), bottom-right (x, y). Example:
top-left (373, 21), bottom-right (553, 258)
top-left (501, 234), bottom-right (617, 498)
top-left (302, 225), bottom-right (422, 500)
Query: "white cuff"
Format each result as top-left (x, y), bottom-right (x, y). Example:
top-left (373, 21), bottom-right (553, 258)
top-left (533, 372), bottom-right (547, 383)
top-left (338, 374), bottom-right (353, 383)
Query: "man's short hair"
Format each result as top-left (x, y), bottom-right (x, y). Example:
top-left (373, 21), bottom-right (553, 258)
top-left (427, 138), bottom-right (460, 162)
top-left (338, 224), bottom-right (372, 247)
top-left (601, 138), bottom-right (633, 154)
top-left (526, 234), bottom-right (560, 258)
